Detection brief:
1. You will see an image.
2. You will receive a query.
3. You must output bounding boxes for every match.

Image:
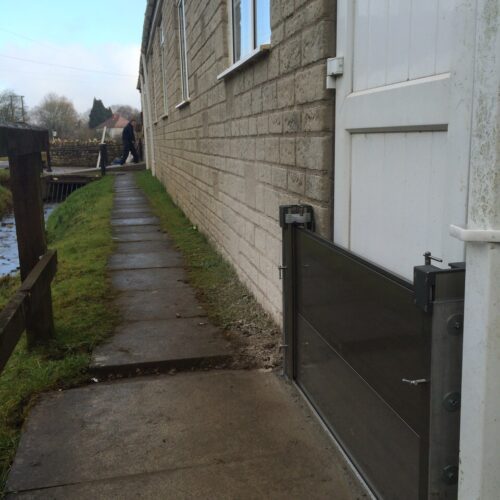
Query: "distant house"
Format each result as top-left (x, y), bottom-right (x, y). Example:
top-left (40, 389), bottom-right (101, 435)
top-left (95, 113), bottom-right (129, 140)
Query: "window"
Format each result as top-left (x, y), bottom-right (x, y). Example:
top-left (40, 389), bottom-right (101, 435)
top-left (177, 0), bottom-right (189, 104)
top-left (159, 21), bottom-right (168, 115)
top-left (150, 49), bottom-right (158, 122)
top-left (232, 0), bottom-right (270, 63)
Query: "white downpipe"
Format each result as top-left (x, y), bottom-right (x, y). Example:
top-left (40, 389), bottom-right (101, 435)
top-left (139, 76), bottom-right (150, 170)
top-left (454, 1), bottom-right (500, 498)
top-left (141, 53), bottom-right (156, 176)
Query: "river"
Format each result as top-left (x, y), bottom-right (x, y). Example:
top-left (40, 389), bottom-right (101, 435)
top-left (0, 204), bottom-right (58, 276)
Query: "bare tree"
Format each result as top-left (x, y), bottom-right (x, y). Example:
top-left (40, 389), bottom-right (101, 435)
top-left (31, 93), bottom-right (79, 138)
top-left (110, 104), bottom-right (140, 121)
top-left (0, 89), bottom-right (28, 123)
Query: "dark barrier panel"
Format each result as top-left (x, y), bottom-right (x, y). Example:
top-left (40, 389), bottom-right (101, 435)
top-left (294, 228), bottom-right (431, 499)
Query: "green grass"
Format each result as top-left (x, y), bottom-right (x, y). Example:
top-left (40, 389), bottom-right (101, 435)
top-left (0, 176), bottom-right (117, 489)
top-left (0, 170), bottom-right (12, 218)
top-left (0, 185), bottom-right (12, 219)
top-left (135, 171), bottom-right (279, 349)
top-left (0, 170), bottom-right (9, 189)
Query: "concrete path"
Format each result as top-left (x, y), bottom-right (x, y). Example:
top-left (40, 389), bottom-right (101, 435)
top-left (91, 173), bottom-right (231, 376)
top-left (5, 173), bottom-right (367, 499)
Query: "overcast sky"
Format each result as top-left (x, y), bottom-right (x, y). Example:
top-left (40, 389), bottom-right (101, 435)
top-left (0, 0), bottom-right (144, 114)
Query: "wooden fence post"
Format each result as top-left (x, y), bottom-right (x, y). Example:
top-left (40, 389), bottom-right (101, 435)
top-left (1, 124), bottom-right (56, 347)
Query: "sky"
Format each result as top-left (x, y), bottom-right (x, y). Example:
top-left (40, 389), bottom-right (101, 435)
top-left (0, 0), bottom-right (145, 114)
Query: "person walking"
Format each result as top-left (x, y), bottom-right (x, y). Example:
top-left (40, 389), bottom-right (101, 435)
top-left (120, 118), bottom-right (139, 164)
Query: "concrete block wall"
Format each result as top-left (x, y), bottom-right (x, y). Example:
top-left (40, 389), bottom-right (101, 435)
top-left (142, 0), bottom-right (336, 323)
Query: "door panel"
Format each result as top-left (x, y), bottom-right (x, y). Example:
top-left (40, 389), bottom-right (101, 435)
top-left (350, 132), bottom-right (449, 279)
top-left (335, 0), bottom-right (471, 281)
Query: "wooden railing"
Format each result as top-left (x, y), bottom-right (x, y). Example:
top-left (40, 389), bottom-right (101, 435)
top-left (0, 122), bottom-right (57, 373)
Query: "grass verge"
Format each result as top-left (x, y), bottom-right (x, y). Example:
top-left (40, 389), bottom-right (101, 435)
top-left (135, 170), bottom-right (281, 369)
top-left (0, 176), bottom-right (117, 490)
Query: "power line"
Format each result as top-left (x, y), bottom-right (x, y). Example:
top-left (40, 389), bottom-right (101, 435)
top-left (0, 53), bottom-right (137, 78)
top-left (0, 26), bottom-right (64, 53)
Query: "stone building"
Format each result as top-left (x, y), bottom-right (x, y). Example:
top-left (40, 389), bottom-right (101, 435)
top-left (139, 1), bottom-right (499, 498)
top-left (139, 0), bottom-right (334, 323)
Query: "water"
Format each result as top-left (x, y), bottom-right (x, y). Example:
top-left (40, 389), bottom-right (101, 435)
top-left (0, 204), bottom-right (58, 276)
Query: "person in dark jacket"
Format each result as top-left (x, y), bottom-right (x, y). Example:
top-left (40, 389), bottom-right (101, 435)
top-left (120, 119), bottom-right (139, 164)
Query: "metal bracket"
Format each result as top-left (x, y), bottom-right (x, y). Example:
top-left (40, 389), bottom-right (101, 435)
top-left (413, 255), bottom-right (466, 313)
top-left (326, 57), bottom-right (344, 89)
top-left (279, 205), bottom-right (315, 230)
top-left (278, 265), bottom-right (287, 280)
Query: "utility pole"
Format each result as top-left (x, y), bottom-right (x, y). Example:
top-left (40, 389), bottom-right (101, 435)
top-left (20, 96), bottom-right (26, 122)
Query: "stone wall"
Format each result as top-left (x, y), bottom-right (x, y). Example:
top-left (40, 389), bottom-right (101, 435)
top-left (142, 0), bottom-right (336, 323)
top-left (50, 141), bottom-right (122, 168)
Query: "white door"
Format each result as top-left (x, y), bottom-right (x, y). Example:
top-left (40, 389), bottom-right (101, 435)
top-left (334, 0), bottom-right (476, 281)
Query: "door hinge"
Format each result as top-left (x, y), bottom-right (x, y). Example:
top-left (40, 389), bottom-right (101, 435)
top-left (326, 56), bottom-right (344, 89)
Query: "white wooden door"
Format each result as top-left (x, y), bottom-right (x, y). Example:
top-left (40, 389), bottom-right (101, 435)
top-left (334, 0), bottom-right (476, 281)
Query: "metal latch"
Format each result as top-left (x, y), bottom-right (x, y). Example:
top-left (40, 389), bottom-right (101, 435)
top-left (326, 57), bottom-right (344, 89)
top-left (402, 378), bottom-right (430, 386)
top-left (279, 205), bottom-right (315, 230)
top-left (284, 212), bottom-right (311, 225)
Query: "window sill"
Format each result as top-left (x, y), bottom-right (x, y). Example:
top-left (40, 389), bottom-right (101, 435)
top-left (217, 44), bottom-right (271, 81)
top-left (175, 99), bottom-right (190, 110)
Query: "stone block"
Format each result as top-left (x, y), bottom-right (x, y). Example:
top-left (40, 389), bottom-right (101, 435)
top-left (288, 170), bottom-right (306, 195)
top-left (277, 75), bottom-right (295, 108)
top-left (305, 172), bottom-right (330, 202)
top-left (265, 137), bottom-right (280, 164)
top-left (282, 110), bottom-right (300, 133)
top-left (302, 104), bottom-right (333, 132)
top-left (269, 112), bottom-right (283, 134)
top-left (296, 63), bottom-right (328, 104)
top-left (296, 135), bottom-right (332, 170)
top-left (272, 166), bottom-right (287, 189)
top-left (262, 82), bottom-right (278, 111)
top-left (280, 138), bottom-right (296, 166)
top-left (279, 36), bottom-right (301, 75)
top-left (302, 21), bottom-right (333, 65)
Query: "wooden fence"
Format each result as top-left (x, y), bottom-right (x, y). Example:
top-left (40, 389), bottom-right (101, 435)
top-left (0, 122), bottom-right (58, 373)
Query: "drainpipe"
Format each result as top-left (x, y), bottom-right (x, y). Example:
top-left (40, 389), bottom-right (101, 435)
top-left (451, 1), bottom-right (500, 498)
top-left (141, 53), bottom-right (156, 176)
top-left (138, 75), bottom-right (150, 169)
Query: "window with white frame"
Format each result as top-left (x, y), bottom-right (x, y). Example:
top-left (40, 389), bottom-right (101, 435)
top-left (159, 21), bottom-right (168, 115)
top-left (232, 0), bottom-right (270, 63)
top-left (177, 0), bottom-right (189, 103)
top-left (150, 49), bottom-right (158, 121)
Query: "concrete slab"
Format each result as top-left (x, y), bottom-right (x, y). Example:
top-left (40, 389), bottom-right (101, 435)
top-left (115, 288), bottom-right (205, 321)
top-left (111, 268), bottom-right (187, 291)
top-left (114, 196), bottom-right (148, 202)
top-left (112, 224), bottom-right (162, 234)
top-left (108, 252), bottom-right (184, 270)
top-left (112, 231), bottom-right (170, 242)
top-left (91, 318), bottom-right (231, 374)
top-left (113, 200), bottom-right (150, 207)
top-left (6, 371), bottom-right (364, 499)
top-left (114, 240), bottom-right (173, 254)
top-left (111, 216), bottom-right (159, 226)
top-left (111, 210), bottom-right (152, 219)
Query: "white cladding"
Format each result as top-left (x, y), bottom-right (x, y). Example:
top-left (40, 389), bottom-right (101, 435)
top-left (334, 0), bottom-right (469, 281)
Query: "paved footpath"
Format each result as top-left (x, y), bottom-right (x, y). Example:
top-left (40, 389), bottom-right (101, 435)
top-left (5, 174), bottom-right (366, 499)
